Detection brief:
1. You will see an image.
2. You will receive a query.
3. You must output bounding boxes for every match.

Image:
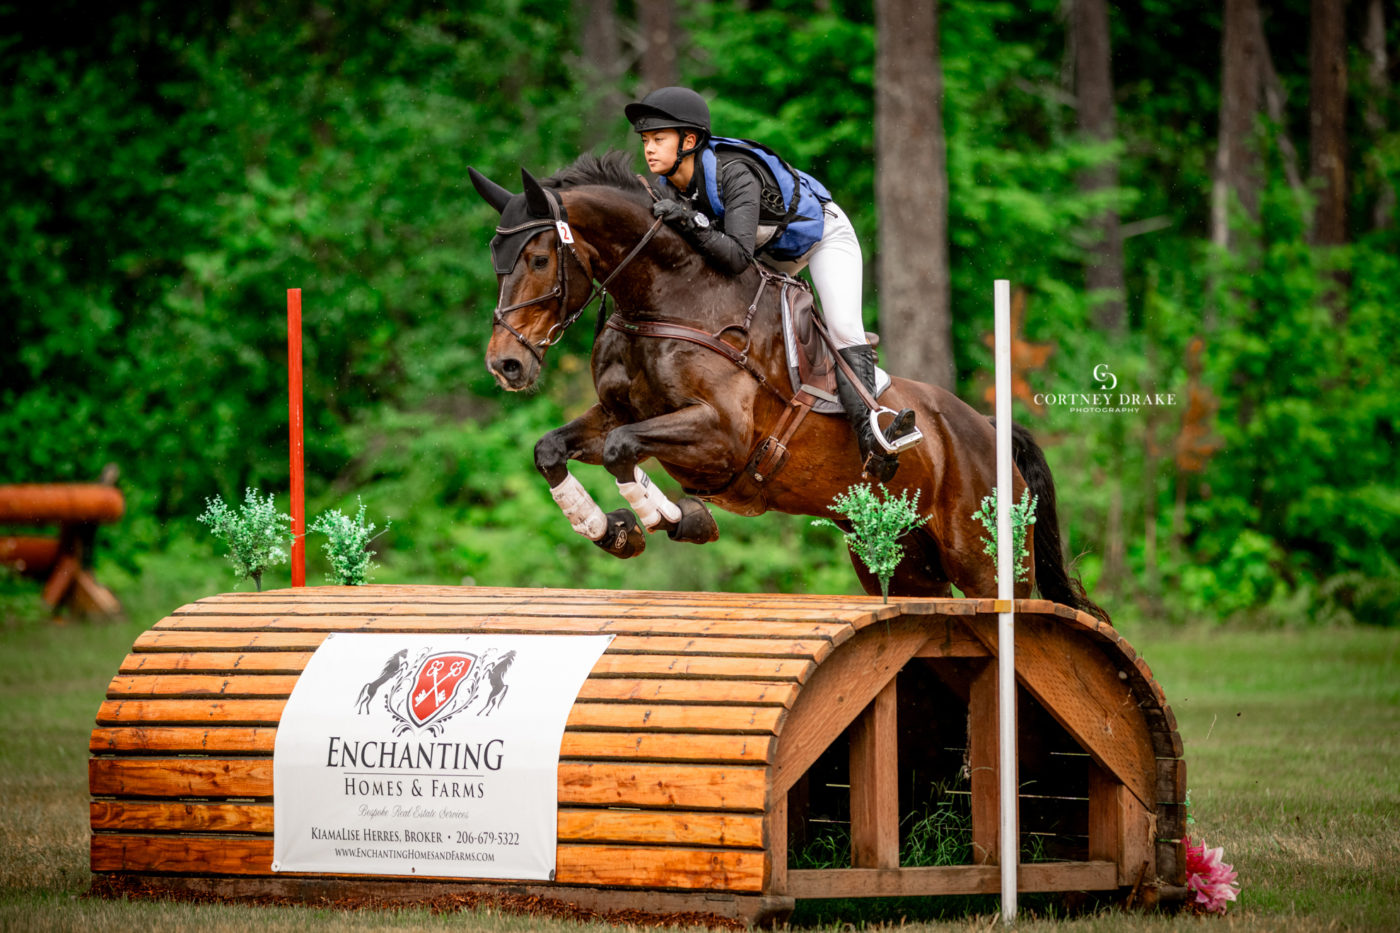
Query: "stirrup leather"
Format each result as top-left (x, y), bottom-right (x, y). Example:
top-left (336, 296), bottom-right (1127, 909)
top-left (868, 407), bottom-right (923, 454)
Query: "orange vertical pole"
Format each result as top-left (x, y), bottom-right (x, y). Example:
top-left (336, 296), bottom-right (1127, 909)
top-left (287, 288), bottom-right (306, 587)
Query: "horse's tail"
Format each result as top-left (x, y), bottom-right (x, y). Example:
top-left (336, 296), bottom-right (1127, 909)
top-left (999, 419), bottom-right (1111, 624)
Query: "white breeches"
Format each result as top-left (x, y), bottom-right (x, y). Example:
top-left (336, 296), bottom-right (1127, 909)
top-left (763, 200), bottom-right (868, 350)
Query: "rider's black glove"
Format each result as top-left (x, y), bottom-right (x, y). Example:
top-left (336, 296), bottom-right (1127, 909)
top-left (653, 198), bottom-right (745, 273)
top-left (653, 198), bottom-right (707, 233)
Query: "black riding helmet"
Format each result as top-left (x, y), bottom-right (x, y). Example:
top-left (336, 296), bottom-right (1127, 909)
top-left (625, 86), bottom-right (711, 178)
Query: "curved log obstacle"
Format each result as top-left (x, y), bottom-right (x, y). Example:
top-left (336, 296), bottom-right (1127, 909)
top-left (89, 586), bottom-right (1187, 924)
top-left (0, 481), bottom-right (125, 615)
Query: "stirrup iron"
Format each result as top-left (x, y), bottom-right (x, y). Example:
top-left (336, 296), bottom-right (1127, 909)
top-left (869, 407), bottom-right (922, 454)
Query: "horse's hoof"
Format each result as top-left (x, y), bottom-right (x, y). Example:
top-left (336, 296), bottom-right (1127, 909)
top-left (594, 509), bottom-right (647, 558)
top-left (666, 497), bottom-right (720, 545)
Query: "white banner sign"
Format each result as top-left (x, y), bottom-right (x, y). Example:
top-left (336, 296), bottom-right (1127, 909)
top-left (273, 632), bottom-right (611, 880)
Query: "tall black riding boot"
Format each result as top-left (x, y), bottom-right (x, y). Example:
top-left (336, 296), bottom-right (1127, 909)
top-left (835, 345), bottom-right (918, 483)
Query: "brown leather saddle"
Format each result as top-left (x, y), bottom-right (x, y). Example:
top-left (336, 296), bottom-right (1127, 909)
top-left (778, 277), bottom-right (892, 416)
top-left (741, 270), bottom-right (895, 486)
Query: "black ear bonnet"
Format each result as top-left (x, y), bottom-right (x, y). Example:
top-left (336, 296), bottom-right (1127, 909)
top-left (469, 167), bottom-right (568, 275)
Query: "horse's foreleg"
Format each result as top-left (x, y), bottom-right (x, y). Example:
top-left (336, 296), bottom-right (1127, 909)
top-left (612, 466), bottom-right (719, 545)
top-left (613, 465), bottom-right (682, 530)
top-left (601, 405), bottom-right (732, 545)
top-left (534, 405), bottom-right (616, 543)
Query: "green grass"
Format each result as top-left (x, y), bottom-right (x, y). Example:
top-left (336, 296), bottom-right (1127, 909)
top-left (1, 568), bottom-right (1397, 930)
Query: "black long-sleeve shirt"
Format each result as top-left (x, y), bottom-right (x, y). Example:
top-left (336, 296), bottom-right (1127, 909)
top-left (675, 155), bottom-right (783, 275)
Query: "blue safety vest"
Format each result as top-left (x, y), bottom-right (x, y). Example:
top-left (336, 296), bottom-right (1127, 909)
top-left (661, 136), bottom-right (832, 261)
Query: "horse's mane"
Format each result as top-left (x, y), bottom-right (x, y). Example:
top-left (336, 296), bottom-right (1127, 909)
top-left (543, 150), bottom-right (647, 194)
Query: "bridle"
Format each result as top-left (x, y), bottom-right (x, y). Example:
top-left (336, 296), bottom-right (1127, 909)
top-left (492, 188), bottom-right (665, 364)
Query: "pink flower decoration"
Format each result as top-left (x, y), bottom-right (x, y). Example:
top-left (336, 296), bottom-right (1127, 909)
top-left (1184, 836), bottom-right (1240, 914)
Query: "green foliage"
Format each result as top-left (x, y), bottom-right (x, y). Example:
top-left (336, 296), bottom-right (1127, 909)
top-left (900, 794), bottom-right (973, 867)
top-left (972, 488), bottom-right (1038, 586)
top-left (2, 1), bottom-right (1394, 625)
top-left (813, 484), bottom-right (925, 602)
top-left (195, 488), bottom-right (294, 591)
top-left (790, 827), bottom-right (851, 871)
top-left (309, 498), bottom-right (388, 586)
top-left (791, 789), bottom-right (1045, 874)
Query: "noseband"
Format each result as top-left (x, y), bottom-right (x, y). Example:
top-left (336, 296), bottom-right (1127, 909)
top-left (493, 191), bottom-right (665, 364)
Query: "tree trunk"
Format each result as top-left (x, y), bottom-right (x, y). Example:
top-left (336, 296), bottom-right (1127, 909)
top-left (638, 0), bottom-right (680, 91)
top-left (1310, 0), bottom-right (1350, 321)
top-left (1363, 0), bottom-right (1393, 230)
top-left (875, 0), bottom-right (954, 390)
top-left (1071, 0), bottom-right (1126, 333)
top-left (1259, 18), bottom-right (1306, 202)
top-left (1310, 0), bottom-right (1348, 248)
top-left (574, 0), bottom-right (624, 149)
top-left (1212, 0), bottom-right (1264, 251)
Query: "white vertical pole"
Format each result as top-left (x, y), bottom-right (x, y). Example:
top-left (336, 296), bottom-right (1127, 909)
top-left (994, 279), bottom-right (1018, 923)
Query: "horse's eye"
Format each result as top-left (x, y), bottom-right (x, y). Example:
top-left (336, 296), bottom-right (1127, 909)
top-left (530, 255), bottom-right (549, 271)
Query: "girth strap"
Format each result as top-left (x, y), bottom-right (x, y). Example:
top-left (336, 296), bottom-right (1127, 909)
top-left (605, 317), bottom-right (789, 404)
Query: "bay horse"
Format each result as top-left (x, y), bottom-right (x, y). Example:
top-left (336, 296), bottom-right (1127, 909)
top-left (469, 152), bottom-right (1105, 618)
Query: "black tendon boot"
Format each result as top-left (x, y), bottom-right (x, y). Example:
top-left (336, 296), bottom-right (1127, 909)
top-left (835, 345), bottom-right (918, 483)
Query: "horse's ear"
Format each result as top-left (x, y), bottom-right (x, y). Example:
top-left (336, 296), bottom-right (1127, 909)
top-left (468, 167), bottom-right (514, 214)
top-left (521, 168), bottom-right (553, 218)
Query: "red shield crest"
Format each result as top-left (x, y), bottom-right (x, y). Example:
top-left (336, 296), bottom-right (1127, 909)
top-left (408, 652), bottom-right (476, 727)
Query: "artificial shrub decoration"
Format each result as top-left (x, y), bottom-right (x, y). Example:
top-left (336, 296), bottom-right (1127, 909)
top-left (309, 498), bottom-right (389, 585)
top-left (197, 488), bottom-right (294, 591)
top-left (971, 487), bottom-right (1038, 585)
top-left (813, 484), bottom-right (926, 603)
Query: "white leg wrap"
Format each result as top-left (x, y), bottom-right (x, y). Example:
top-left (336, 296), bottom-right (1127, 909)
top-left (616, 466), bottom-right (682, 531)
top-left (549, 473), bottom-right (608, 541)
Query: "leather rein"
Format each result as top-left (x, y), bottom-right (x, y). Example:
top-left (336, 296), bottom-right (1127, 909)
top-left (492, 188), bottom-right (665, 364)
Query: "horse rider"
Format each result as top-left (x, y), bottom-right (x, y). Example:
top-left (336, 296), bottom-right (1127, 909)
top-left (625, 86), bottom-right (919, 482)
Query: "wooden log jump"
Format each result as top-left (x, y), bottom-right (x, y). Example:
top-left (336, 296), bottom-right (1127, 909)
top-left (0, 481), bottom-right (124, 615)
top-left (88, 586), bottom-right (1187, 924)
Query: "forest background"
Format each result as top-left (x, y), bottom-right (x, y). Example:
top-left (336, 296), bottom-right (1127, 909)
top-left (2, 0), bottom-right (1397, 629)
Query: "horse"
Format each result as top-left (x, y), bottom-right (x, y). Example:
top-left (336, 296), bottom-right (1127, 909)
top-left (478, 650), bottom-right (516, 716)
top-left (468, 152), bottom-right (1105, 619)
top-left (355, 648), bottom-right (407, 715)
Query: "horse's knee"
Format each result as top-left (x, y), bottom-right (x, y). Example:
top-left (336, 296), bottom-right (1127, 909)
top-left (601, 429), bottom-right (641, 482)
top-left (534, 432), bottom-right (569, 485)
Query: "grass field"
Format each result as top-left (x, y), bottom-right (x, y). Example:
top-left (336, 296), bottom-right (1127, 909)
top-left (1, 579), bottom-right (1396, 932)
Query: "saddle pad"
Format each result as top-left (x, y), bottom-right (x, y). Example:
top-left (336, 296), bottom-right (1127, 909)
top-left (780, 284), bottom-right (891, 416)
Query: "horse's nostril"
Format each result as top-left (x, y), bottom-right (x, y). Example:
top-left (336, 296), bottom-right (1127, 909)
top-left (501, 359), bottom-right (523, 378)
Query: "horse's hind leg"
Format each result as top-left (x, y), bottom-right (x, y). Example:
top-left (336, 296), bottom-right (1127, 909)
top-left (846, 526), bottom-right (953, 598)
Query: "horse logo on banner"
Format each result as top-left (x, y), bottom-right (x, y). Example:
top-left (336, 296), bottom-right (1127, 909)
top-left (355, 646), bottom-right (516, 735)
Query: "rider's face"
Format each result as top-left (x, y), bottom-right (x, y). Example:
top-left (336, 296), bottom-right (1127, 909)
top-left (640, 128), bottom-right (695, 175)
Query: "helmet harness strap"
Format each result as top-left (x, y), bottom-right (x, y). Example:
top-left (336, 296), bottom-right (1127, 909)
top-left (661, 129), bottom-right (707, 178)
